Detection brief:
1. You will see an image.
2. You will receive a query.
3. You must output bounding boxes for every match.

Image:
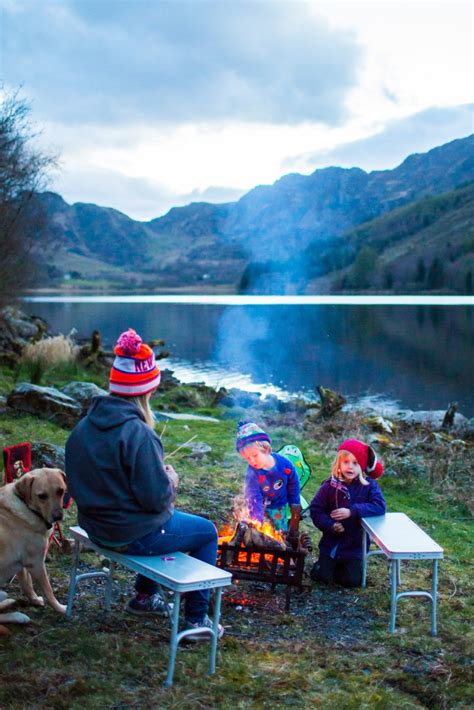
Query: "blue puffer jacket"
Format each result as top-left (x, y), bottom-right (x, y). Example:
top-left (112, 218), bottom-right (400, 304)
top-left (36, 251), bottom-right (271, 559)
top-left (309, 477), bottom-right (386, 561)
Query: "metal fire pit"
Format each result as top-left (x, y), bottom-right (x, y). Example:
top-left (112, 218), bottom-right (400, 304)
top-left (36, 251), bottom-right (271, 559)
top-left (217, 540), bottom-right (308, 612)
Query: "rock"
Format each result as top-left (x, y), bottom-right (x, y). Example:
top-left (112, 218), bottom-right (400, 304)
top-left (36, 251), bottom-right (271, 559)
top-left (0, 307), bottom-right (48, 365)
top-left (184, 441), bottom-right (212, 459)
top-left (31, 442), bottom-right (66, 470)
top-left (61, 381), bottom-right (108, 415)
top-left (399, 410), bottom-right (468, 431)
top-left (220, 388), bottom-right (262, 408)
top-left (317, 386), bottom-right (346, 417)
top-left (463, 418), bottom-right (474, 440)
top-left (159, 368), bottom-right (181, 390)
top-left (362, 415), bottom-right (397, 435)
top-left (7, 383), bottom-right (82, 428)
top-left (164, 383), bottom-right (227, 409)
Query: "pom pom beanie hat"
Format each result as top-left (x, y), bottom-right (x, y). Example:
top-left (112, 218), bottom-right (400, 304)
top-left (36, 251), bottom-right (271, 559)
top-left (337, 439), bottom-right (384, 479)
top-left (236, 420), bottom-right (271, 452)
top-left (109, 328), bottom-right (161, 396)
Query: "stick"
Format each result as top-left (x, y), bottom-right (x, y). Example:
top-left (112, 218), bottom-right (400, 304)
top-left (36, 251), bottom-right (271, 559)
top-left (164, 435), bottom-right (197, 460)
top-left (159, 421), bottom-right (168, 439)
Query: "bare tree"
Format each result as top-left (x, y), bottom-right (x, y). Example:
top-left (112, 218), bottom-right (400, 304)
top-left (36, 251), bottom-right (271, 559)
top-left (0, 89), bottom-right (57, 305)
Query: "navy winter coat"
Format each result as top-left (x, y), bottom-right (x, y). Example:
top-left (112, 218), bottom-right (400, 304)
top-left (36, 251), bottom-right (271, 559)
top-left (65, 396), bottom-right (175, 545)
top-left (310, 477), bottom-right (386, 561)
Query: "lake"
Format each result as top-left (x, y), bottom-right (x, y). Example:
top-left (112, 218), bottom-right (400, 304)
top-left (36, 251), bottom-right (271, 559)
top-left (22, 295), bottom-right (474, 417)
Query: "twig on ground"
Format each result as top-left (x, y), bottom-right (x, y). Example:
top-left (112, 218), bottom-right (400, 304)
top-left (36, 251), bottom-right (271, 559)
top-left (164, 435), bottom-right (197, 460)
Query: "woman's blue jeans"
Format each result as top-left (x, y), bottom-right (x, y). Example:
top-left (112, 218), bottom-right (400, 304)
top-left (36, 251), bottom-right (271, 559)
top-left (125, 511), bottom-right (218, 623)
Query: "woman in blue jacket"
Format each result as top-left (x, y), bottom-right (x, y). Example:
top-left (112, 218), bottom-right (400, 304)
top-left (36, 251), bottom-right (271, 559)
top-left (310, 439), bottom-right (386, 588)
top-left (65, 328), bottom-right (222, 641)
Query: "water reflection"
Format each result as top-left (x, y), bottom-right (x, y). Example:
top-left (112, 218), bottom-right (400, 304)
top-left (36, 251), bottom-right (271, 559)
top-left (21, 299), bottom-right (474, 416)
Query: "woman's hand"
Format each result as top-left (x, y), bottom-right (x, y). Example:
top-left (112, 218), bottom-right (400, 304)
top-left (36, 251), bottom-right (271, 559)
top-left (331, 507), bottom-right (351, 520)
top-left (332, 522), bottom-right (344, 533)
top-left (165, 464), bottom-right (179, 489)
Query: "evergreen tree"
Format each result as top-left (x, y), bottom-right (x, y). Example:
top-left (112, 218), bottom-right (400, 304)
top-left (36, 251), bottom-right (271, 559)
top-left (349, 246), bottom-right (377, 290)
top-left (426, 257), bottom-right (445, 290)
top-left (465, 270), bottom-right (473, 295)
top-left (415, 258), bottom-right (426, 283)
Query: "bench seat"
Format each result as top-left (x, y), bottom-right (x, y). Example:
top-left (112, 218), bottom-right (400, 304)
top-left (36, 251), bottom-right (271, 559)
top-left (361, 513), bottom-right (443, 635)
top-left (66, 525), bottom-right (232, 686)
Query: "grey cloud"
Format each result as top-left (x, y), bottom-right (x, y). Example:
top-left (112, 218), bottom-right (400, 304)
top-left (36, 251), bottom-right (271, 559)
top-left (284, 104), bottom-right (474, 172)
top-left (54, 164), bottom-right (245, 220)
top-left (2, 0), bottom-right (361, 125)
top-left (54, 165), bottom-right (182, 220)
top-left (183, 185), bottom-right (246, 205)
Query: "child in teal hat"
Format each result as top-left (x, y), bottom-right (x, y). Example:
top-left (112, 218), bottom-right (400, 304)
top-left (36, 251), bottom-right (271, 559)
top-left (236, 421), bottom-right (301, 533)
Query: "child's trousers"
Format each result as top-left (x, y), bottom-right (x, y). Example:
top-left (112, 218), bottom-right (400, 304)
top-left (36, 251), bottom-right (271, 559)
top-left (310, 554), bottom-right (362, 588)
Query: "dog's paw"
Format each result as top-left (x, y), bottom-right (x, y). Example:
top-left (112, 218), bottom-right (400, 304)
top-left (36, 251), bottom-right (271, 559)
top-left (55, 603), bottom-right (67, 615)
top-left (30, 596), bottom-right (45, 607)
top-left (0, 598), bottom-right (16, 611)
top-left (0, 612), bottom-right (31, 624)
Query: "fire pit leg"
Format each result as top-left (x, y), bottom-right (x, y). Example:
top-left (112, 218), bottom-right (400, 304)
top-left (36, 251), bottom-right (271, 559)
top-left (285, 586), bottom-right (292, 613)
top-left (209, 588), bottom-right (223, 675)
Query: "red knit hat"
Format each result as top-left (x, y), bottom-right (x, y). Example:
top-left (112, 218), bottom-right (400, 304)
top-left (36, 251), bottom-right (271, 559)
top-left (109, 328), bottom-right (161, 396)
top-left (337, 439), bottom-right (384, 479)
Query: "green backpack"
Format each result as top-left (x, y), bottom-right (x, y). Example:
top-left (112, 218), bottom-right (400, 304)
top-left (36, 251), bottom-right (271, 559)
top-left (276, 444), bottom-right (312, 518)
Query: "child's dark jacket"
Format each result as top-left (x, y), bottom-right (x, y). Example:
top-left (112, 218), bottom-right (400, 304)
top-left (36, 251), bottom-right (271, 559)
top-left (310, 478), bottom-right (386, 560)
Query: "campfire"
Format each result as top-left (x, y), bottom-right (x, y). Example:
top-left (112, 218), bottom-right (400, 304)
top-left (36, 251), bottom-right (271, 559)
top-left (217, 501), bottom-right (310, 611)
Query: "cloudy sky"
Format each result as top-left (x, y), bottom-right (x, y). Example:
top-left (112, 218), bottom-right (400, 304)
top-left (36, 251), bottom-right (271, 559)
top-left (1, 0), bottom-right (472, 220)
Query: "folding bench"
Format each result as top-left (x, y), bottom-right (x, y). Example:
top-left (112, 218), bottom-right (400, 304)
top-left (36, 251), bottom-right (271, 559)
top-left (66, 526), bottom-right (232, 686)
top-left (361, 512), bottom-right (444, 635)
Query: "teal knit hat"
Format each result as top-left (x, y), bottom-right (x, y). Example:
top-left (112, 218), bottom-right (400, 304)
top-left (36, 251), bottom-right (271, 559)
top-left (235, 420), bottom-right (271, 452)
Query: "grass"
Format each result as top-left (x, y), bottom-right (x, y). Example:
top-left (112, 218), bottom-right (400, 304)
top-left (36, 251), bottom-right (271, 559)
top-left (0, 365), bottom-right (473, 708)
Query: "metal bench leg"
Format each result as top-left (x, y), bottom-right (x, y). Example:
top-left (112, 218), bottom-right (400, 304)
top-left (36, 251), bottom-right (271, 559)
top-left (209, 588), bottom-right (223, 676)
top-left (431, 559), bottom-right (439, 636)
top-left (397, 559), bottom-right (401, 586)
top-left (66, 540), bottom-right (81, 619)
top-left (362, 530), bottom-right (368, 588)
top-left (104, 560), bottom-right (115, 611)
top-left (164, 591), bottom-right (181, 687)
top-left (389, 559), bottom-right (398, 633)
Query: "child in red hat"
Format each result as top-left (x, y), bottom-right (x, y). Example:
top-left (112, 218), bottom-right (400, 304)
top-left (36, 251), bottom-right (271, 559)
top-left (309, 439), bottom-right (386, 587)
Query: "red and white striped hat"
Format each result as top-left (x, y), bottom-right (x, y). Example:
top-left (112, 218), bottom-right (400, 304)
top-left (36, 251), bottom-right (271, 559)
top-left (109, 328), bottom-right (161, 396)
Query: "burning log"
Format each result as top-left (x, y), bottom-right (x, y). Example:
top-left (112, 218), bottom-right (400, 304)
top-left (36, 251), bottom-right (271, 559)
top-left (228, 520), bottom-right (289, 551)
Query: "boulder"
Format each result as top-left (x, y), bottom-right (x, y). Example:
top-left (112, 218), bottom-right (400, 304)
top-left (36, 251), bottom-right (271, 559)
top-left (362, 415), bottom-right (397, 435)
top-left (7, 383), bottom-right (82, 428)
top-left (61, 381), bottom-right (108, 415)
top-left (184, 441), bottom-right (212, 459)
top-left (163, 383), bottom-right (227, 409)
top-left (31, 442), bottom-right (66, 470)
top-left (317, 386), bottom-right (346, 417)
top-left (398, 410), bottom-right (468, 431)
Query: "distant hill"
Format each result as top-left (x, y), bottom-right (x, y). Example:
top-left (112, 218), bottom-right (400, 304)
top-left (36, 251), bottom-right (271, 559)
top-left (32, 134), bottom-right (474, 293)
top-left (306, 182), bottom-right (474, 293)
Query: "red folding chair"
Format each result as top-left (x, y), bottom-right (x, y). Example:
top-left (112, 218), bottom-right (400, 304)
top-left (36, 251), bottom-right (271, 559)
top-left (3, 442), bottom-right (72, 551)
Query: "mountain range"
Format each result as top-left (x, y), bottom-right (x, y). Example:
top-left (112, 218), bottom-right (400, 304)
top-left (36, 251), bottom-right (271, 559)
top-left (34, 134), bottom-right (474, 293)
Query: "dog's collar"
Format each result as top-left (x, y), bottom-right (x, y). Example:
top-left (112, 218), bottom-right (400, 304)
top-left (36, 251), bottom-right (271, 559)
top-left (14, 491), bottom-right (53, 530)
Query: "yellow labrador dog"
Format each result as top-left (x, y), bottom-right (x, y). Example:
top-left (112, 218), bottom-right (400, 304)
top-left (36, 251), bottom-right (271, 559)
top-left (0, 467), bottom-right (67, 631)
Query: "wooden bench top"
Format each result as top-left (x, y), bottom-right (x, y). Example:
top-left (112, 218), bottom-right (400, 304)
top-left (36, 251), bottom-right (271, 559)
top-left (70, 525), bottom-right (232, 593)
top-left (361, 513), bottom-right (444, 560)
